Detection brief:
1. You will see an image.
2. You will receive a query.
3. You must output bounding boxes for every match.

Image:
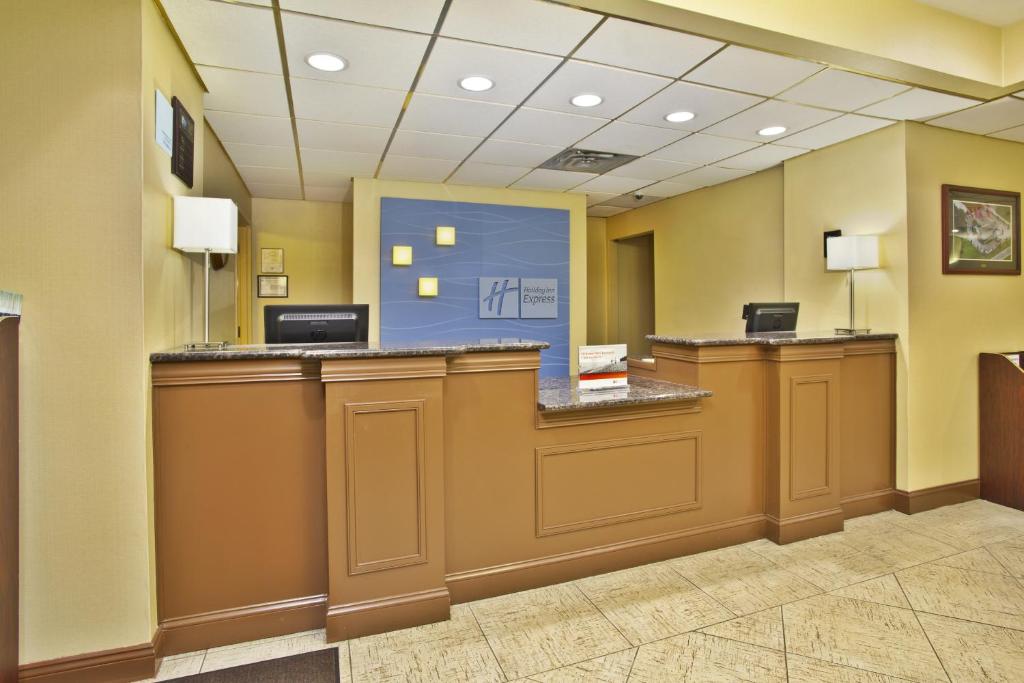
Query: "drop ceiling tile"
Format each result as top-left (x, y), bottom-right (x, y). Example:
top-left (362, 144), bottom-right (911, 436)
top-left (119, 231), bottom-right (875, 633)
top-left (492, 107), bottom-right (606, 147)
top-left (717, 144), bottom-right (805, 171)
top-left (640, 179), bottom-right (703, 197)
top-left (778, 114), bottom-right (894, 149)
top-left (991, 124), bottom-right (1024, 143)
top-left (586, 192), bottom-right (618, 206)
top-left (300, 148), bottom-right (380, 175)
top-left (587, 205), bottom-right (630, 217)
top-left (290, 78), bottom-right (406, 127)
top-left (702, 100), bottom-right (840, 142)
top-left (573, 175), bottom-right (651, 194)
top-left (441, 0), bottom-right (601, 55)
top-left (389, 130), bottom-right (482, 160)
top-left (303, 170), bottom-right (354, 186)
top-left (684, 45), bottom-right (824, 96)
top-left (573, 17), bottom-right (723, 77)
top-left (416, 38), bottom-right (561, 105)
top-left (650, 133), bottom-right (760, 165)
top-left (674, 165), bottom-right (754, 186)
top-left (926, 97), bottom-right (1024, 134)
top-left (280, 0), bottom-right (445, 32)
top-left (304, 184), bottom-right (352, 202)
top-left (205, 111), bottom-right (295, 147)
top-left (401, 93), bottom-right (513, 137)
top-left (379, 155), bottom-right (460, 182)
top-left (247, 183), bottom-right (303, 200)
top-left (605, 193), bottom-right (663, 208)
top-left (295, 119), bottom-right (391, 155)
top-left (449, 163), bottom-right (531, 187)
top-left (526, 61), bottom-right (671, 119)
top-left (857, 88), bottom-right (981, 120)
top-left (511, 169), bottom-right (597, 191)
top-left (282, 12), bottom-right (429, 90)
top-left (606, 157), bottom-right (700, 180)
top-left (198, 66), bottom-right (290, 117)
top-left (575, 121), bottom-right (686, 156)
top-left (469, 139), bottom-right (562, 167)
top-left (620, 81), bottom-right (764, 132)
top-left (162, 0), bottom-right (281, 74)
top-left (223, 142), bottom-right (298, 169)
top-left (778, 69), bottom-right (909, 111)
top-left (236, 165), bottom-right (301, 186)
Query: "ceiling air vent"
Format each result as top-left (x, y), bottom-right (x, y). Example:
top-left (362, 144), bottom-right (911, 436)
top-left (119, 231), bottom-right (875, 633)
top-left (539, 148), bottom-right (638, 174)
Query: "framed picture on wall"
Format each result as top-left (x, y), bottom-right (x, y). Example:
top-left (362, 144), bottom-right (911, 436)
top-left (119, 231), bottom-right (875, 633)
top-left (258, 275), bottom-right (288, 298)
top-left (260, 247), bottom-right (284, 273)
top-left (942, 184), bottom-right (1020, 275)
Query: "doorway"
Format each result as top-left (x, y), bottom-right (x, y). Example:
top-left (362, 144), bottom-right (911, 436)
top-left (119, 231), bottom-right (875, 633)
top-left (613, 233), bottom-right (655, 358)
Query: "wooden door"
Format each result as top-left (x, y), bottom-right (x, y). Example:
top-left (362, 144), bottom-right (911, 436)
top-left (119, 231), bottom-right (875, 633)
top-left (236, 224), bottom-right (252, 344)
top-left (0, 316), bottom-right (19, 683)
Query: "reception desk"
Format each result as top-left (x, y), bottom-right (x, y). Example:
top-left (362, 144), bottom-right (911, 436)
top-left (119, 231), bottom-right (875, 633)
top-left (150, 331), bottom-right (895, 654)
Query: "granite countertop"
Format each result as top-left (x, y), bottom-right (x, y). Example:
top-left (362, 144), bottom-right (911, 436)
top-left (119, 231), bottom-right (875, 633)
top-left (647, 330), bottom-right (898, 347)
top-left (538, 376), bottom-right (711, 412)
top-left (150, 339), bottom-right (550, 363)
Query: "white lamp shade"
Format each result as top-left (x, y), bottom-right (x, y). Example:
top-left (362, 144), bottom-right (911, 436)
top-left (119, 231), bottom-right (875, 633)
top-left (173, 196), bottom-right (238, 254)
top-left (826, 235), bottom-right (879, 271)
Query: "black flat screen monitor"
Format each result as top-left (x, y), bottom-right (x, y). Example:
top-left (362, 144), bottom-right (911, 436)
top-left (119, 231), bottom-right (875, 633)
top-left (264, 304), bottom-right (369, 344)
top-left (742, 302), bottom-right (799, 333)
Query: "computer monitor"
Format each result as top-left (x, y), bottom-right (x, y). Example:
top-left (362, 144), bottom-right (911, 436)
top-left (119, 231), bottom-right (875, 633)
top-left (264, 305), bottom-right (369, 344)
top-left (742, 302), bottom-right (799, 333)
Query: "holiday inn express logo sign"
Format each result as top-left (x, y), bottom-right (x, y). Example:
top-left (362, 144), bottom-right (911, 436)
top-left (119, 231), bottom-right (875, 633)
top-left (479, 277), bottom-right (557, 319)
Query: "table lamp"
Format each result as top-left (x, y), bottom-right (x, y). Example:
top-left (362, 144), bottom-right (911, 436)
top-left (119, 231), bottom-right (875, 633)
top-left (173, 196), bottom-right (238, 349)
top-left (826, 234), bottom-right (879, 335)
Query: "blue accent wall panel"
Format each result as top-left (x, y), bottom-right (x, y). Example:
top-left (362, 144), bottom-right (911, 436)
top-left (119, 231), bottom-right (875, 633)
top-left (380, 198), bottom-right (569, 377)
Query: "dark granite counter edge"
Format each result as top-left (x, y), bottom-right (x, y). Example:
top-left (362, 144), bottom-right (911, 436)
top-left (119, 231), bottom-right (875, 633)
top-left (647, 332), bottom-right (898, 347)
top-left (150, 340), bottom-right (551, 363)
top-left (537, 377), bottom-right (712, 413)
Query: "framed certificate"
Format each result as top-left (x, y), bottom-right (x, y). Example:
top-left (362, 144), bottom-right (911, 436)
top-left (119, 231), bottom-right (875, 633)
top-left (258, 275), bottom-right (288, 298)
top-left (261, 247), bottom-right (284, 274)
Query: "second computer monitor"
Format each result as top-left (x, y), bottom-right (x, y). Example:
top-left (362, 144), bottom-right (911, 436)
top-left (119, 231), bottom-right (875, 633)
top-left (742, 302), bottom-right (799, 333)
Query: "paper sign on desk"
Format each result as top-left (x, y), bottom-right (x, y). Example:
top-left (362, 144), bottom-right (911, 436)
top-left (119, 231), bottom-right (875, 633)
top-left (579, 343), bottom-right (627, 390)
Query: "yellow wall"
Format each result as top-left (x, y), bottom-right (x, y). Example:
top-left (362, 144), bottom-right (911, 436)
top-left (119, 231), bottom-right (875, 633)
top-left (604, 168), bottom-right (784, 336)
top-left (351, 179), bottom-right (588, 372)
top-left (2, 0), bottom-right (153, 662)
top-left (586, 217), bottom-right (608, 344)
top-left (904, 123), bottom-right (1024, 489)
top-left (782, 122), bottom-right (911, 487)
top-left (252, 199), bottom-right (352, 342)
top-left (1005, 20), bottom-right (1024, 86)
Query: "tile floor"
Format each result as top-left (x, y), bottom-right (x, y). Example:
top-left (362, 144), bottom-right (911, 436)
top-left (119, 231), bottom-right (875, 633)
top-left (144, 500), bottom-right (1024, 682)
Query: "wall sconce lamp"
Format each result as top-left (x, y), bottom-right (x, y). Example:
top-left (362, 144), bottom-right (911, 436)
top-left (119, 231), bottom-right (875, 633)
top-left (392, 245), bottom-right (413, 266)
top-left (418, 277), bottom-right (439, 297)
top-left (435, 226), bottom-right (456, 246)
top-left (826, 234), bottom-right (880, 335)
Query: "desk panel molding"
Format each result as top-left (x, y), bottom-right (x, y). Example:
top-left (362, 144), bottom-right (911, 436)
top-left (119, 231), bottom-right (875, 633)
top-left (321, 356), bottom-right (447, 382)
top-left (151, 359), bottom-right (320, 386)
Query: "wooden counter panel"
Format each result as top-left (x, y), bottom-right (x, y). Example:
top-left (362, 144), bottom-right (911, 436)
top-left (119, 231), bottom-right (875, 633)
top-left (840, 350), bottom-right (896, 504)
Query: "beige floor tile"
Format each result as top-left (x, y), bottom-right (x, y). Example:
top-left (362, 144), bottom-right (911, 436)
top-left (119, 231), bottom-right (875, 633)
top-left (747, 533), bottom-right (892, 591)
top-left (843, 511), bottom-right (910, 530)
top-left (698, 607), bottom-right (784, 651)
top-left (783, 594), bottom-right (948, 682)
top-left (830, 574), bottom-right (911, 609)
top-left (897, 563), bottom-right (1024, 631)
top-left (917, 612), bottom-right (1024, 683)
top-left (526, 648), bottom-right (636, 682)
top-left (574, 563), bottom-right (732, 645)
top-left (629, 632), bottom-right (786, 682)
top-left (986, 536), bottom-right (1024, 578)
top-left (841, 522), bottom-right (959, 570)
top-left (200, 631), bottom-right (331, 673)
top-left (155, 653), bottom-right (204, 680)
top-left (471, 583), bottom-right (630, 680)
top-left (349, 604), bottom-right (502, 682)
top-left (786, 653), bottom-right (906, 682)
top-left (668, 545), bottom-right (820, 615)
top-left (931, 547), bottom-right (1010, 575)
top-left (338, 642), bottom-right (352, 683)
top-left (887, 503), bottom-right (1024, 550)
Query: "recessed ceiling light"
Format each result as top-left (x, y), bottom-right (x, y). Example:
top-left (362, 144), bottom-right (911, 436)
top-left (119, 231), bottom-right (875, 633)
top-left (758, 125), bottom-right (787, 136)
top-left (571, 93), bottom-right (603, 108)
top-left (665, 111), bottom-right (695, 123)
top-left (306, 52), bottom-right (346, 72)
top-left (459, 75), bottom-right (494, 92)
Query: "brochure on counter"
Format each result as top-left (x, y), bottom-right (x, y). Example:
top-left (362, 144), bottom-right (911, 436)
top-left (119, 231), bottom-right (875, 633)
top-left (578, 344), bottom-right (628, 391)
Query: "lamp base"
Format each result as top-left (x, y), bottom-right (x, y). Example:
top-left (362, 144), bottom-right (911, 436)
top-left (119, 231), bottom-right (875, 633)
top-left (183, 341), bottom-right (229, 351)
top-left (834, 327), bottom-right (872, 336)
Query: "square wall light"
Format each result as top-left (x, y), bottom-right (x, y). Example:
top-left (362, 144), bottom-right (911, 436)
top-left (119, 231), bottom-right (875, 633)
top-left (418, 277), bottom-right (439, 297)
top-left (435, 226), bottom-right (456, 246)
top-left (392, 245), bottom-right (413, 266)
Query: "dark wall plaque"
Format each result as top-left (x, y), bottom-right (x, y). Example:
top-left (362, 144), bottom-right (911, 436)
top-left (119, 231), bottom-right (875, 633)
top-left (171, 96), bottom-right (195, 188)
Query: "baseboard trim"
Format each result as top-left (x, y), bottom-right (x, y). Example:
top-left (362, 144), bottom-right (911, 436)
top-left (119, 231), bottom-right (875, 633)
top-left (841, 489), bottom-right (896, 519)
top-left (326, 587), bottom-right (450, 642)
top-left (18, 642), bottom-right (154, 683)
top-left (895, 479), bottom-right (980, 515)
top-left (766, 507), bottom-right (845, 545)
top-left (156, 593), bottom-right (327, 657)
top-left (446, 514), bottom-right (766, 604)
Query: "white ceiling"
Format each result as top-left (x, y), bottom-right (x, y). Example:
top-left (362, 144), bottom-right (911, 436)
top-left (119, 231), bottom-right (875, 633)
top-left (160, 0), bottom-right (1022, 216)
top-left (915, 0), bottom-right (1024, 27)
